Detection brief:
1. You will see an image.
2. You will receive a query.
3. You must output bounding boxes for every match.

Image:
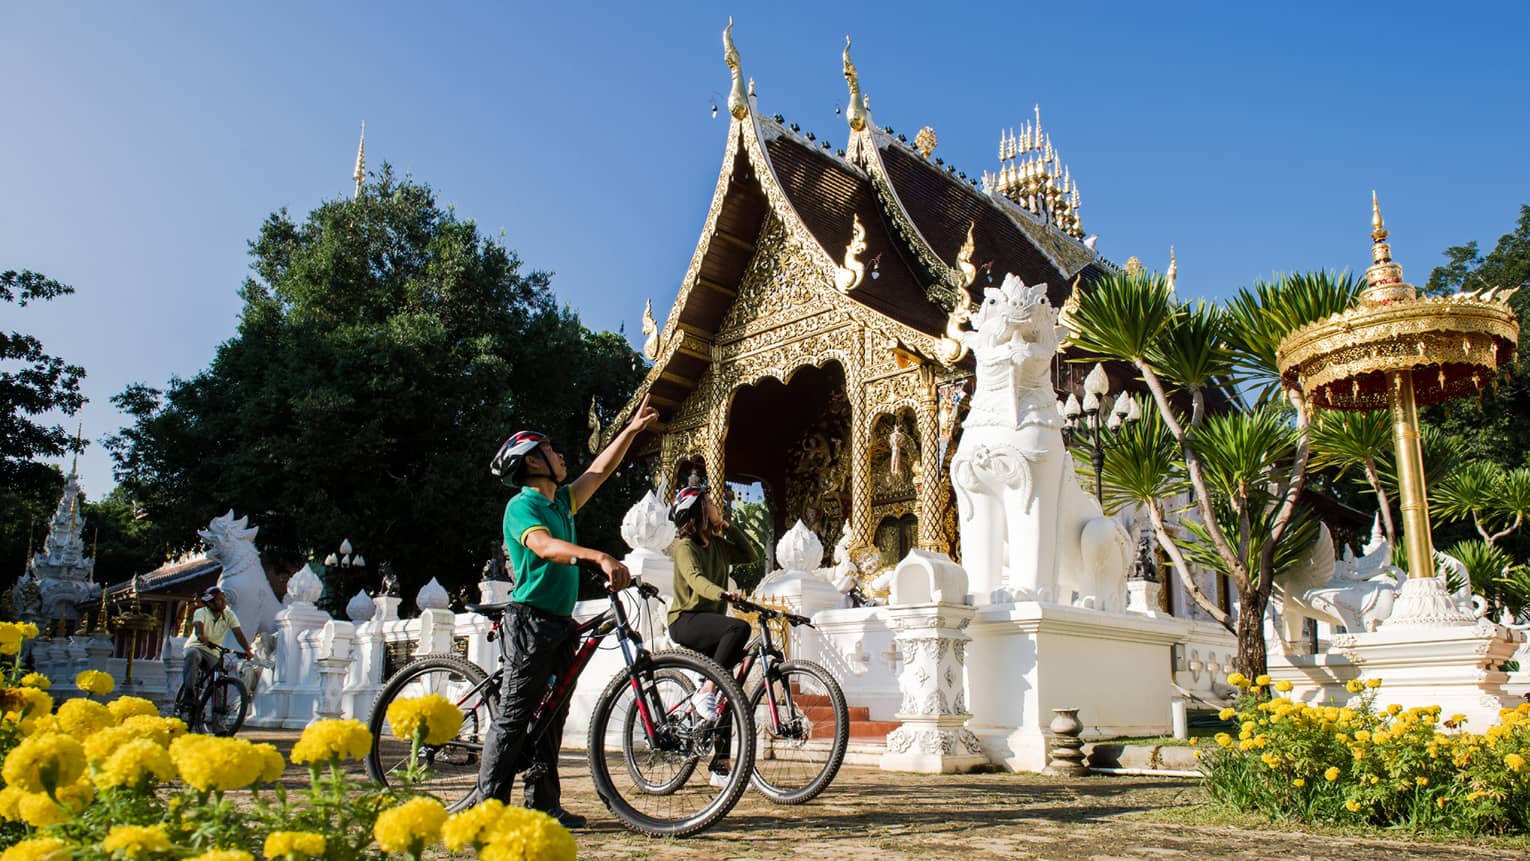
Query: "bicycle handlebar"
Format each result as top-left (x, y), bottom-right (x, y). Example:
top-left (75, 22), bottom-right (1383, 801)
top-left (573, 558), bottom-right (663, 603)
top-left (726, 594), bottom-right (813, 628)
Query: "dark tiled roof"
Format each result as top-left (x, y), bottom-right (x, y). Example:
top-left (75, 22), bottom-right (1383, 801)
top-left (762, 133), bottom-right (946, 335)
top-left (879, 143), bottom-right (1077, 307)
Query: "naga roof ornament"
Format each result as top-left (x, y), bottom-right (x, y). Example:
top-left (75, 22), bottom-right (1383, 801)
top-left (723, 18), bottom-right (749, 120)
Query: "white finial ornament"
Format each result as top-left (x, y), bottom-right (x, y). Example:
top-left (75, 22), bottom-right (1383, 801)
top-left (346, 589), bottom-right (376, 622)
top-left (416, 577), bottom-right (450, 611)
top-left (286, 562), bottom-right (323, 606)
top-left (353, 122), bottom-right (366, 199)
top-left (621, 490), bottom-right (676, 554)
top-left (776, 521), bottom-right (825, 573)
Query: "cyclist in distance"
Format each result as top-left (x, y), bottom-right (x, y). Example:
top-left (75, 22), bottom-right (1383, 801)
top-left (665, 461), bottom-right (758, 788)
top-left (475, 394), bottom-right (658, 828)
top-left (177, 586), bottom-right (252, 711)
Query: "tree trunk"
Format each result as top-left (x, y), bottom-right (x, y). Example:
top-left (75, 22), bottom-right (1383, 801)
top-left (1235, 586), bottom-right (1271, 678)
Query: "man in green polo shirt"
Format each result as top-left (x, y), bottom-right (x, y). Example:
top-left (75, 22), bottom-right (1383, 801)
top-left (475, 395), bottom-right (658, 825)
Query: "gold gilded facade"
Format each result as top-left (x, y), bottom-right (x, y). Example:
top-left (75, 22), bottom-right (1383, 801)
top-left (609, 23), bottom-right (1107, 582)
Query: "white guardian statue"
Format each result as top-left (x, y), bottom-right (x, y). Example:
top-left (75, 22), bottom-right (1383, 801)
top-left (199, 511), bottom-right (284, 637)
top-left (949, 273), bottom-right (1131, 608)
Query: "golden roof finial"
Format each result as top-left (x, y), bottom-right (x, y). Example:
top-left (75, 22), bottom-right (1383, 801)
top-left (1362, 191), bottom-right (1412, 303)
top-left (723, 18), bottom-right (749, 120)
top-left (843, 35), bottom-right (869, 132)
top-left (1124, 256), bottom-right (1144, 276)
top-left (353, 121), bottom-right (366, 199)
top-left (914, 126), bottom-right (938, 159)
top-left (956, 222), bottom-right (976, 288)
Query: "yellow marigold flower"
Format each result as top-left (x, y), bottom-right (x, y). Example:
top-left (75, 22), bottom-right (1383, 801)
top-left (1292, 778), bottom-right (1305, 787)
top-left (94, 739), bottom-right (175, 790)
top-left (2, 731), bottom-right (86, 795)
top-left (103, 824), bottom-right (171, 859)
top-left (168, 735), bottom-right (262, 792)
top-left (3, 687), bottom-right (53, 726)
top-left (1239, 738), bottom-right (1256, 752)
top-left (1505, 753), bottom-right (1525, 772)
top-left (0, 786), bottom-right (25, 821)
top-left (107, 697), bottom-right (159, 722)
top-left (479, 807), bottom-right (575, 861)
top-left (444, 799), bottom-right (509, 850)
top-left (1414, 776), bottom-right (1428, 786)
top-left (119, 715), bottom-right (174, 748)
top-left (1365, 678), bottom-right (1381, 689)
top-left (1385, 703), bottom-right (1402, 716)
top-left (1260, 752), bottom-right (1280, 767)
top-left (290, 718), bottom-right (371, 765)
top-left (75, 671), bottom-right (115, 697)
top-left (57, 698), bottom-right (116, 739)
top-left (1213, 733), bottom-right (1232, 748)
top-left (254, 742), bottom-right (286, 783)
top-left (185, 851), bottom-right (252, 861)
top-left (1369, 775), bottom-right (1380, 784)
top-left (0, 837), bottom-right (70, 861)
top-left (1218, 707), bottom-right (1236, 721)
top-left (19, 780), bottom-right (93, 827)
top-left (386, 694), bottom-right (464, 746)
top-left (1274, 680), bottom-right (1293, 693)
top-left (1226, 672), bottom-right (1247, 687)
top-left (1254, 674), bottom-right (1271, 687)
top-left (1353, 730), bottom-right (1371, 743)
top-left (1344, 799), bottom-right (1362, 813)
top-left (264, 831), bottom-right (326, 859)
top-left (0, 625), bottom-right (24, 656)
top-left (84, 725), bottom-right (142, 764)
top-left (1324, 766), bottom-right (1341, 782)
top-left (1372, 730), bottom-right (1391, 744)
top-left (19, 674), bottom-right (50, 691)
top-left (374, 797), bottom-right (447, 856)
top-left (1345, 680), bottom-right (1364, 694)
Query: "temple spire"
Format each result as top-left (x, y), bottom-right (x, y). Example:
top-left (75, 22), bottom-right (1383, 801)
top-left (843, 36), bottom-right (870, 132)
top-left (1363, 191), bottom-right (1411, 303)
top-left (69, 423), bottom-right (81, 477)
top-left (353, 122), bottom-right (366, 199)
top-left (723, 18), bottom-right (749, 120)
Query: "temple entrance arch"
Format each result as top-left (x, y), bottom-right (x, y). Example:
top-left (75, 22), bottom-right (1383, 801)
top-left (723, 361), bottom-right (851, 560)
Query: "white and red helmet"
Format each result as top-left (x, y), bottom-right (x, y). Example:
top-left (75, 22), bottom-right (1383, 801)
top-left (669, 485), bottom-right (708, 524)
top-left (490, 431), bottom-right (549, 486)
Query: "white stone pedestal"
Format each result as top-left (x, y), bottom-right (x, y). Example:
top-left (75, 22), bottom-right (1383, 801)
top-left (880, 550), bottom-right (988, 774)
top-left (966, 600), bottom-right (1190, 772)
top-left (1332, 577), bottom-right (1522, 731)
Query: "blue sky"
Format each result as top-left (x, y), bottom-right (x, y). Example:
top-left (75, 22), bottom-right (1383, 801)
top-left (4, 2), bottom-right (1528, 500)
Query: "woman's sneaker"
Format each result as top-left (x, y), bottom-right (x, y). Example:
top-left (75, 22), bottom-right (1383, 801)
top-left (690, 690), bottom-right (718, 721)
top-left (708, 768), bottom-right (729, 788)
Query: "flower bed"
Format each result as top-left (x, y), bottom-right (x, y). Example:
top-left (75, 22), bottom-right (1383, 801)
top-left (1199, 672), bottom-right (1530, 835)
top-left (0, 623), bottom-right (574, 860)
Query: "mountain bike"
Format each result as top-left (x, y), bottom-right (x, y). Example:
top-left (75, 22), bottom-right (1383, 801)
top-left (175, 643), bottom-right (251, 737)
top-left (725, 595), bottom-right (850, 804)
top-left (365, 575), bottom-right (755, 837)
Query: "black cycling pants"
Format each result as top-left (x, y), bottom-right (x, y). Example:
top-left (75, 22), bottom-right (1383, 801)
top-left (668, 611), bottom-right (750, 671)
top-left (475, 603), bottom-right (577, 809)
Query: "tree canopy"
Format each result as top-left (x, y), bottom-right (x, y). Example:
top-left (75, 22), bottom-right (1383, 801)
top-left (106, 166), bottom-right (648, 601)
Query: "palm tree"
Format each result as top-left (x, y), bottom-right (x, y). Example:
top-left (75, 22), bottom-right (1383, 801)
top-left (1308, 409), bottom-right (1395, 543)
top-left (1065, 270), bottom-right (1360, 676)
top-left (1433, 463), bottom-right (1530, 547)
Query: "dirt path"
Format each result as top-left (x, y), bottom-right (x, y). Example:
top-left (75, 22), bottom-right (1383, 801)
top-left (243, 732), bottom-right (1523, 861)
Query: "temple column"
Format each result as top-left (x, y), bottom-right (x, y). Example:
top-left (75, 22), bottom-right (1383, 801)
top-left (848, 377), bottom-right (874, 551)
top-left (915, 366), bottom-right (944, 552)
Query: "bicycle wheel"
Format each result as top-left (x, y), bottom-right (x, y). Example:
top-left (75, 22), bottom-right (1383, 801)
top-left (748, 660), bottom-right (849, 804)
top-left (587, 650), bottom-right (754, 837)
top-left (200, 677), bottom-right (249, 737)
top-left (622, 667), bottom-right (698, 794)
top-left (366, 655), bottom-right (494, 810)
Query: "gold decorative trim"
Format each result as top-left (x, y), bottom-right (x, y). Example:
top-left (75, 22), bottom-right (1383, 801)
top-left (834, 213), bottom-right (868, 293)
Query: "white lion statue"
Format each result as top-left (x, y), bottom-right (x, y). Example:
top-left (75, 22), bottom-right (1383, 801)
top-left (199, 510), bottom-right (284, 637)
top-left (949, 273), bottom-right (1131, 609)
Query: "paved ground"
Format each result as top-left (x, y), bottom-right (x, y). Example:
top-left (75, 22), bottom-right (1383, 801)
top-left (244, 731), bottom-right (1526, 861)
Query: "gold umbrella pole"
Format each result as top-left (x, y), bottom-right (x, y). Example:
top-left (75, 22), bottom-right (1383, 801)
top-left (1389, 371), bottom-right (1434, 579)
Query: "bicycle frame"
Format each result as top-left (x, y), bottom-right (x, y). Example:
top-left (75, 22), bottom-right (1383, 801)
top-left (723, 600), bottom-right (807, 737)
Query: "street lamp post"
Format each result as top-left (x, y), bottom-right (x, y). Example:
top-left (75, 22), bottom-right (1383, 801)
top-left (1061, 363), bottom-right (1139, 505)
top-left (323, 539), bottom-right (366, 615)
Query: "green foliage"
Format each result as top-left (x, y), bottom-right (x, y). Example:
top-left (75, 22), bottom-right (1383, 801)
top-left (105, 166), bottom-right (647, 598)
top-left (1144, 300), bottom-right (1232, 391)
top-left (1434, 462), bottom-right (1530, 545)
top-left (1064, 271), bottom-right (1177, 362)
top-left (1222, 272), bottom-right (1363, 406)
top-left (0, 269), bottom-right (86, 487)
top-left (1443, 539), bottom-right (1527, 618)
top-left (1096, 398), bottom-right (1185, 514)
top-left (728, 500), bottom-right (772, 594)
top-left (1308, 410), bottom-right (1391, 482)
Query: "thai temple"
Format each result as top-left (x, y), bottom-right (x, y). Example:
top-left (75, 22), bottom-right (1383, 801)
top-left (11, 449), bottom-right (101, 631)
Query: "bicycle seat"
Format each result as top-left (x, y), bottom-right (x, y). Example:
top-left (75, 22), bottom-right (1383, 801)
top-left (465, 601), bottom-right (513, 619)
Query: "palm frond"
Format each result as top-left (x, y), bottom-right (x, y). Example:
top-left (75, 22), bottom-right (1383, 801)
top-left (1145, 300), bottom-right (1234, 392)
top-left (1095, 397), bottom-right (1187, 514)
top-left (1064, 271), bottom-right (1179, 362)
top-left (1180, 497), bottom-right (1323, 583)
top-left (1188, 404), bottom-right (1300, 501)
top-left (1224, 271), bottom-right (1362, 405)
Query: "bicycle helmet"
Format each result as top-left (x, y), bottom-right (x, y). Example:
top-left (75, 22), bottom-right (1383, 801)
top-left (669, 485), bottom-right (708, 524)
top-left (490, 431), bottom-right (549, 487)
